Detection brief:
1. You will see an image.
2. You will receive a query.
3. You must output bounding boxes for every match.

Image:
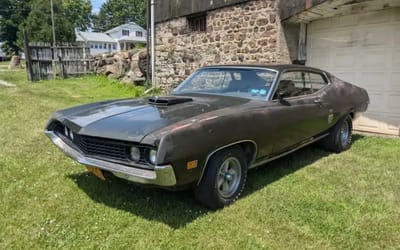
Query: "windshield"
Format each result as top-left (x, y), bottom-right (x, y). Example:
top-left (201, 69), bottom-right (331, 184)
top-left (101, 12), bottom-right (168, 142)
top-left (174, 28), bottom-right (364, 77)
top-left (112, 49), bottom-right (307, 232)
top-left (173, 68), bottom-right (277, 100)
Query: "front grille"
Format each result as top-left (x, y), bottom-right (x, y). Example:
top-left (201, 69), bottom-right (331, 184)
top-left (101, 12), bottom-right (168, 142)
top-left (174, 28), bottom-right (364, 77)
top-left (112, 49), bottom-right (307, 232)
top-left (74, 135), bottom-right (129, 162)
top-left (50, 121), bottom-right (153, 167)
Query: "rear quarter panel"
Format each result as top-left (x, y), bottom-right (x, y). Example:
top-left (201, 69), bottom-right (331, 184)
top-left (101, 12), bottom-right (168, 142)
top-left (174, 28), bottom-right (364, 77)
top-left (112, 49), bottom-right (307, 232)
top-left (324, 74), bottom-right (369, 116)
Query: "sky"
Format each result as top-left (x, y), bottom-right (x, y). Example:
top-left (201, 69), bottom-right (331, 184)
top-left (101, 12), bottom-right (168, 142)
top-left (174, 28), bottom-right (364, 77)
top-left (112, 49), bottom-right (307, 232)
top-left (91, 0), bottom-right (106, 13)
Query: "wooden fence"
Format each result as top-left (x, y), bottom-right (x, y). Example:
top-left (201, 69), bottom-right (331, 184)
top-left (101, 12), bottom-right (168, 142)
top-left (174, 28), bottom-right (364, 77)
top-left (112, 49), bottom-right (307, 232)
top-left (24, 41), bottom-right (93, 81)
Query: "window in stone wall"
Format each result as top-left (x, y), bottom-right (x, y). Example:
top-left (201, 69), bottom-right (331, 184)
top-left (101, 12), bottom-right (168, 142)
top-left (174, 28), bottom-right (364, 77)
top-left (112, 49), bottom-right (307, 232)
top-left (187, 13), bottom-right (207, 32)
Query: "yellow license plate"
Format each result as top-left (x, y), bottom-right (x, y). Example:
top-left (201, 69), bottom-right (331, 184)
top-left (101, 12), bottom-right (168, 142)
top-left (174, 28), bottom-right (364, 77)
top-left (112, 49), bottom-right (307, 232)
top-left (86, 166), bottom-right (106, 181)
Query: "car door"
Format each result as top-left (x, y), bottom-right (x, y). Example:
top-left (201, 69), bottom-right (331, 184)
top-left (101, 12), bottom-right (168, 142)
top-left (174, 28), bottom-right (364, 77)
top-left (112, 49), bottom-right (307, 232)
top-left (267, 70), bottom-right (332, 154)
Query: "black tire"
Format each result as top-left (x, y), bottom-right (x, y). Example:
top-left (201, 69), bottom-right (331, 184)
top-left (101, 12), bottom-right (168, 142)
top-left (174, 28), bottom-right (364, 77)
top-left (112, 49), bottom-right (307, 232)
top-left (194, 146), bottom-right (248, 209)
top-left (322, 114), bottom-right (353, 153)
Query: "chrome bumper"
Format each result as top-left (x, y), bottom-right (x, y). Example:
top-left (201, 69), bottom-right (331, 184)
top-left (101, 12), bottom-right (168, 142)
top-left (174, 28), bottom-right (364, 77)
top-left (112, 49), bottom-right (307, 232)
top-left (45, 131), bottom-right (177, 186)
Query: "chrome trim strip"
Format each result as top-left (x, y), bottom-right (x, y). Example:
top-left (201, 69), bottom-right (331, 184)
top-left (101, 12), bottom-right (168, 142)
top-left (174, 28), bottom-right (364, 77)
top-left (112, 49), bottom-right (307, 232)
top-left (250, 133), bottom-right (329, 169)
top-left (45, 131), bottom-right (176, 186)
top-left (203, 65), bottom-right (280, 74)
top-left (196, 140), bottom-right (258, 185)
top-left (266, 69), bottom-right (280, 101)
top-left (322, 71), bottom-right (332, 85)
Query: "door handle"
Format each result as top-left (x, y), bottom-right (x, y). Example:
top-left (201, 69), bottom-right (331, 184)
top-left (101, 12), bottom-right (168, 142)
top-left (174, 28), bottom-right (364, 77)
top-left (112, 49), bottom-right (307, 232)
top-left (314, 99), bottom-right (323, 107)
top-left (314, 99), bottom-right (322, 103)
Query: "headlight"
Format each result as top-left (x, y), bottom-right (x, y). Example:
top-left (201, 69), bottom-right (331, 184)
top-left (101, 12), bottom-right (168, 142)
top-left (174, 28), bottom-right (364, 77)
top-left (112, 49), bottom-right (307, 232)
top-left (64, 127), bottom-right (68, 137)
top-left (149, 149), bottom-right (157, 165)
top-left (130, 147), bottom-right (141, 161)
top-left (69, 131), bottom-right (74, 140)
top-left (63, 126), bottom-right (74, 140)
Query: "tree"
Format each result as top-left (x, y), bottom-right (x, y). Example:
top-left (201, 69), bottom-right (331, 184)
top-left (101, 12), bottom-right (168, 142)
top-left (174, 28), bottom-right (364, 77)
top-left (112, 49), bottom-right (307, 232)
top-left (0, 0), bottom-right (92, 56)
top-left (93, 0), bottom-right (146, 32)
top-left (0, 0), bottom-right (30, 55)
top-left (21, 0), bottom-right (92, 43)
top-left (62, 0), bottom-right (92, 31)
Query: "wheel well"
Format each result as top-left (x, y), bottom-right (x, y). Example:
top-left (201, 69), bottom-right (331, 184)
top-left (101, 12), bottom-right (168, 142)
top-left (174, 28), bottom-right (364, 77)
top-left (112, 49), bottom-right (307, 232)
top-left (237, 142), bottom-right (257, 165)
top-left (349, 112), bottom-right (355, 119)
top-left (197, 140), bottom-right (257, 186)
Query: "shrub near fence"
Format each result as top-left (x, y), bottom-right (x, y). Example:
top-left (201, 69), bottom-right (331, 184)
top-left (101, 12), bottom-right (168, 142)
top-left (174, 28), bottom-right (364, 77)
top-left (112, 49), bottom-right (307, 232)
top-left (25, 42), bottom-right (93, 81)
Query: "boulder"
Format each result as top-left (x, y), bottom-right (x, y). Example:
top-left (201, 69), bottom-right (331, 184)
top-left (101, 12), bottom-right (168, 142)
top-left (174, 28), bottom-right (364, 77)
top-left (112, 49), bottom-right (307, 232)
top-left (104, 57), bottom-right (114, 65)
top-left (105, 64), bottom-right (118, 77)
top-left (8, 56), bottom-right (22, 69)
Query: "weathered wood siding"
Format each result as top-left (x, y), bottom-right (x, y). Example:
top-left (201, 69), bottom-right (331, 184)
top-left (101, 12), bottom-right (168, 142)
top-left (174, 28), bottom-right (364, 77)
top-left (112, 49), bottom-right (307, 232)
top-left (155, 0), bottom-right (250, 23)
top-left (279, 0), bottom-right (329, 20)
top-left (155, 0), bottom-right (331, 23)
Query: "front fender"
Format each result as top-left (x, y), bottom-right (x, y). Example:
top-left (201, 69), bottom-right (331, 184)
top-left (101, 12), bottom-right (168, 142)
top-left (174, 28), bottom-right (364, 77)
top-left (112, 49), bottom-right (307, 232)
top-left (142, 110), bottom-right (262, 186)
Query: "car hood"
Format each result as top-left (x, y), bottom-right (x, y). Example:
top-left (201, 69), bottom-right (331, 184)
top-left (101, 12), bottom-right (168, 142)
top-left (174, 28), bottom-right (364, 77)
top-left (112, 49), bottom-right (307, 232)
top-left (58, 94), bottom-right (249, 143)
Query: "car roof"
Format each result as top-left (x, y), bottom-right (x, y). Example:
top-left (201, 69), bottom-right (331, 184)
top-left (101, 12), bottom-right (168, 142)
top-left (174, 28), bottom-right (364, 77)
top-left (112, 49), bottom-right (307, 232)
top-left (200, 64), bottom-right (324, 72)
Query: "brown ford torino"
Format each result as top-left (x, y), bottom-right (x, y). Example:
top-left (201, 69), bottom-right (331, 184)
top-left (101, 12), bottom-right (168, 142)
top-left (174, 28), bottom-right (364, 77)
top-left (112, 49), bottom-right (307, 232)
top-left (45, 65), bottom-right (369, 209)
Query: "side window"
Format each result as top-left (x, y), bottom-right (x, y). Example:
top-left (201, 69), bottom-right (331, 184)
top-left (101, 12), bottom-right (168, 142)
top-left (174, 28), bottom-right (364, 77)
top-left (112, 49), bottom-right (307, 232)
top-left (280, 72), bottom-right (302, 85)
top-left (274, 71), bottom-right (329, 99)
top-left (308, 72), bottom-right (328, 93)
top-left (274, 71), bottom-right (304, 99)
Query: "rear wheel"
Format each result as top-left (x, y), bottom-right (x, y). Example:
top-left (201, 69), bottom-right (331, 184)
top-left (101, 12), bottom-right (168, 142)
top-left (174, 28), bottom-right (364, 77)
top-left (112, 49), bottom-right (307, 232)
top-left (194, 147), bottom-right (247, 209)
top-left (322, 114), bottom-right (353, 153)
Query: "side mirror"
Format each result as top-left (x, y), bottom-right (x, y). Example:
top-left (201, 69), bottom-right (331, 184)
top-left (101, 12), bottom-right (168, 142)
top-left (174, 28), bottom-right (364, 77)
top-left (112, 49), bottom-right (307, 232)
top-left (277, 91), bottom-right (291, 106)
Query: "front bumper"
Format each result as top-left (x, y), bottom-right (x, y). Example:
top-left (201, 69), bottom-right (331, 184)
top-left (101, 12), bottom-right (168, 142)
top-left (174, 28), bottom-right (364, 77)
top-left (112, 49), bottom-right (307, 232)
top-left (45, 131), bottom-right (177, 186)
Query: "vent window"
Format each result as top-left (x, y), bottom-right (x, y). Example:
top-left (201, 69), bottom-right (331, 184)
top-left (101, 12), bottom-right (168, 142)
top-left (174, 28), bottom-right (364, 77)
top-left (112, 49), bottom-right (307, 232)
top-left (187, 14), bottom-right (207, 32)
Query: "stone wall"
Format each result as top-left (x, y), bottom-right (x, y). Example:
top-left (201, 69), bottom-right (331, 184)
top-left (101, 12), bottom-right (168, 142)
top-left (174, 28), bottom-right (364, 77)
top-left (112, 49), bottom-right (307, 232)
top-left (155, 0), bottom-right (291, 92)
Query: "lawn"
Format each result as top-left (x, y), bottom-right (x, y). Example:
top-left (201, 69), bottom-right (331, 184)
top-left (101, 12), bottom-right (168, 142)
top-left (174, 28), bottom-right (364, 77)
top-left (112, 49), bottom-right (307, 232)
top-left (0, 66), bottom-right (399, 249)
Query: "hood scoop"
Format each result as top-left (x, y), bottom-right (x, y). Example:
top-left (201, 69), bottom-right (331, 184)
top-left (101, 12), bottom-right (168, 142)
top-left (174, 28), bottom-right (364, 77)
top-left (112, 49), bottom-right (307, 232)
top-left (148, 96), bottom-right (193, 106)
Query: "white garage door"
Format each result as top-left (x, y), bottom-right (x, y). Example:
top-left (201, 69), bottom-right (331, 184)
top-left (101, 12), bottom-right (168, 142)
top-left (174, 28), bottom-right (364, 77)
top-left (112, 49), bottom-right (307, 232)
top-left (307, 8), bottom-right (400, 136)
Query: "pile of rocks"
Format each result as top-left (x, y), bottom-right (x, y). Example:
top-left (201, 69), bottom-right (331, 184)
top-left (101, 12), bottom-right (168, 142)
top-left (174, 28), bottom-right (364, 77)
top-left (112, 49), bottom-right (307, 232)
top-left (92, 49), bottom-right (148, 85)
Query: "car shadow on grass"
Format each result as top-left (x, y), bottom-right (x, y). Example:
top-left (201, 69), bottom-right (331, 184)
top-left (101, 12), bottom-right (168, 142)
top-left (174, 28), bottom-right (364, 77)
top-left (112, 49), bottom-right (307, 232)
top-left (68, 135), bottom-right (365, 229)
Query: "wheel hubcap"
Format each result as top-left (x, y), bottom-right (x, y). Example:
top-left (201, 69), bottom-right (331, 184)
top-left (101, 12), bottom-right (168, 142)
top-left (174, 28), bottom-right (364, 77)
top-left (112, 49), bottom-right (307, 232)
top-left (340, 120), bottom-right (350, 146)
top-left (216, 157), bottom-right (242, 199)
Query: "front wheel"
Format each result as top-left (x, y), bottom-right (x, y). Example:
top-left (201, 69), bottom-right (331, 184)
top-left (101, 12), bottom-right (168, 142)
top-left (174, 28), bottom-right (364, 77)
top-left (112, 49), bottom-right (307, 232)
top-left (194, 147), bottom-right (248, 209)
top-left (322, 114), bottom-right (353, 153)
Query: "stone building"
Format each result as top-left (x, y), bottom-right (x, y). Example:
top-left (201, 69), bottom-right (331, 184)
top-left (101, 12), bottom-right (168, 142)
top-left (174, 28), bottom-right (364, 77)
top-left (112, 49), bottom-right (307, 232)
top-left (154, 0), bottom-right (400, 136)
top-left (155, 0), bottom-right (289, 91)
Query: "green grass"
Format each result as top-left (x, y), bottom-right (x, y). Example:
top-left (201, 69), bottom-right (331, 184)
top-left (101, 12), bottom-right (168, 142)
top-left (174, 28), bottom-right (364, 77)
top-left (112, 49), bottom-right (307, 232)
top-left (0, 68), bottom-right (399, 249)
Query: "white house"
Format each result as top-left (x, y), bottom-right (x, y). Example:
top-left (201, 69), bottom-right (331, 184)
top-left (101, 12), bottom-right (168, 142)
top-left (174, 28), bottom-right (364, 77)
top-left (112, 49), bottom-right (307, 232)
top-left (106, 22), bottom-right (147, 51)
top-left (76, 32), bottom-right (118, 55)
top-left (76, 22), bottom-right (147, 56)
